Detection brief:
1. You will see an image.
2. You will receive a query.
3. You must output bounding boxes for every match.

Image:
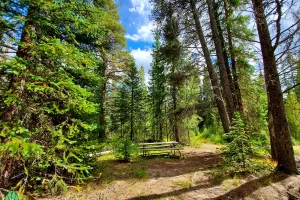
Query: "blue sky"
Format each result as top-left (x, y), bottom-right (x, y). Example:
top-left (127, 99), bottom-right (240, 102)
top-left (116, 0), bottom-right (154, 80)
top-left (114, 0), bottom-right (299, 79)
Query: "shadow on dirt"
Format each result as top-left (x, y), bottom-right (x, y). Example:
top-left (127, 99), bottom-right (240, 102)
top-left (126, 173), bottom-right (289, 200)
top-left (126, 173), bottom-right (225, 200)
top-left (146, 152), bottom-right (222, 178)
top-left (96, 151), bottom-right (222, 183)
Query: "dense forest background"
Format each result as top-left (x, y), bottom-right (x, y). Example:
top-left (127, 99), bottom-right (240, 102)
top-left (0, 0), bottom-right (300, 193)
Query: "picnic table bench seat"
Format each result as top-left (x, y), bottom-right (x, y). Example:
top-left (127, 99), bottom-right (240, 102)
top-left (138, 141), bottom-right (183, 157)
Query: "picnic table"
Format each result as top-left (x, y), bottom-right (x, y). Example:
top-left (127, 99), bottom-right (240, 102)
top-left (138, 141), bottom-right (183, 157)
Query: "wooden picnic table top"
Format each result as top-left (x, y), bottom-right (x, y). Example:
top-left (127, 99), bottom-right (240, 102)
top-left (138, 141), bottom-right (183, 157)
top-left (138, 145), bottom-right (174, 149)
top-left (138, 141), bottom-right (178, 145)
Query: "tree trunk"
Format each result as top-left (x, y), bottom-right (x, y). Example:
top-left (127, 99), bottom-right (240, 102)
top-left (165, 102), bottom-right (169, 141)
top-left (190, 0), bottom-right (230, 133)
top-left (99, 82), bottom-right (106, 138)
top-left (252, 0), bottom-right (298, 174)
top-left (121, 122), bottom-right (123, 137)
top-left (268, 110), bottom-right (277, 161)
top-left (159, 121), bottom-right (163, 141)
top-left (0, 6), bottom-right (36, 188)
top-left (98, 52), bottom-right (108, 139)
top-left (99, 76), bottom-right (107, 139)
top-left (207, 0), bottom-right (235, 121)
top-left (0, 153), bottom-right (23, 189)
top-left (130, 87), bottom-right (134, 141)
top-left (213, 0), bottom-right (235, 105)
top-left (224, 0), bottom-right (244, 113)
top-left (171, 70), bottom-right (180, 142)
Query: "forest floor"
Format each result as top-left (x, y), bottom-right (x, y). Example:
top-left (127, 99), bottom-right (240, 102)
top-left (36, 144), bottom-right (300, 200)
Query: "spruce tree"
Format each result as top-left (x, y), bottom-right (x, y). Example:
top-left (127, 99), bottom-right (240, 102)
top-left (0, 0), bottom-right (116, 188)
top-left (161, 4), bottom-right (182, 142)
top-left (114, 83), bottom-right (130, 137)
top-left (149, 34), bottom-right (166, 141)
top-left (137, 66), bottom-right (149, 140)
top-left (125, 61), bottom-right (143, 141)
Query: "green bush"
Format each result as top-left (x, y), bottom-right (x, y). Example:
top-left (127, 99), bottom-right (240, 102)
top-left (220, 113), bottom-right (253, 171)
top-left (202, 125), bottom-right (218, 138)
top-left (199, 122), bottom-right (225, 144)
top-left (113, 137), bottom-right (138, 161)
top-left (210, 134), bottom-right (225, 144)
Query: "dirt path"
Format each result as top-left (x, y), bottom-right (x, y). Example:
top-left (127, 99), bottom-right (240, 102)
top-left (39, 144), bottom-right (300, 200)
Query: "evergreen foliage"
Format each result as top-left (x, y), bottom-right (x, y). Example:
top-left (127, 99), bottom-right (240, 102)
top-left (149, 34), bottom-right (166, 141)
top-left (1, 0), bottom-right (299, 193)
top-left (4, 191), bottom-right (19, 200)
top-left (111, 60), bottom-right (145, 141)
top-left (113, 137), bottom-right (138, 162)
top-left (125, 61), bottom-right (144, 141)
top-left (113, 83), bottom-right (130, 137)
top-left (295, 62), bottom-right (300, 100)
top-left (285, 92), bottom-right (300, 140)
top-left (136, 66), bottom-right (149, 139)
top-left (0, 0), bottom-right (126, 191)
top-left (160, 4), bottom-right (184, 142)
top-left (221, 113), bottom-right (253, 171)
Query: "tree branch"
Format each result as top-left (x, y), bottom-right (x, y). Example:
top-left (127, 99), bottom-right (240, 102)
top-left (282, 82), bottom-right (300, 94)
top-left (272, 0), bottom-right (282, 51)
top-left (272, 19), bottom-right (300, 41)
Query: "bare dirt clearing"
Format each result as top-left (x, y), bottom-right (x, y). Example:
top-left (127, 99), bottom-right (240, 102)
top-left (38, 144), bottom-right (300, 200)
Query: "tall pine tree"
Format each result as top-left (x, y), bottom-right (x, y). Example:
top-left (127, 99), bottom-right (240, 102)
top-left (149, 34), bottom-right (167, 141)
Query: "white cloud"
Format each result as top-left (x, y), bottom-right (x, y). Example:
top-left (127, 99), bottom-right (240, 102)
top-left (130, 48), bottom-right (153, 83)
top-left (129, 0), bottom-right (151, 16)
top-left (125, 21), bottom-right (155, 42)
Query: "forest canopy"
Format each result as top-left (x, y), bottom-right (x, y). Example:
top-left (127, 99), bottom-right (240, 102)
top-left (0, 0), bottom-right (300, 193)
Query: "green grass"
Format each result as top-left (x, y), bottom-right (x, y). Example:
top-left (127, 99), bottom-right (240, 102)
top-left (190, 135), bottom-right (206, 147)
top-left (97, 153), bottom-right (115, 161)
top-left (222, 175), bottom-right (243, 190)
top-left (172, 180), bottom-right (192, 188)
top-left (209, 134), bottom-right (224, 144)
top-left (294, 148), bottom-right (300, 155)
top-left (253, 148), bottom-right (270, 157)
top-left (133, 169), bottom-right (148, 178)
top-left (211, 170), bottom-right (229, 183)
top-left (190, 134), bottom-right (224, 147)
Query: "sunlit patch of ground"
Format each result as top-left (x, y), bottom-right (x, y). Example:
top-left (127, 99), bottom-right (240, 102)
top-left (37, 144), bottom-right (300, 200)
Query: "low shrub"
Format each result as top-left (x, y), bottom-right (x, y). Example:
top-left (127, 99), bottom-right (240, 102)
top-left (113, 137), bottom-right (138, 161)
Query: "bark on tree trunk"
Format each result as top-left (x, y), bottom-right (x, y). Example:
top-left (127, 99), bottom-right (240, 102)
top-left (98, 52), bottom-right (108, 139)
top-left (99, 81), bottom-right (106, 138)
top-left (268, 110), bottom-right (278, 161)
top-left (99, 76), bottom-right (107, 139)
top-left (0, 153), bottom-right (23, 189)
top-left (252, 0), bottom-right (298, 174)
top-left (224, 0), bottom-right (244, 114)
top-left (159, 121), bottom-right (163, 141)
top-left (165, 102), bottom-right (169, 141)
top-left (207, 0), bottom-right (235, 121)
top-left (190, 0), bottom-right (230, 133)
top-left (0, 6), bottom-right (36, 188)
top-left (213, 0), bottom-right (236, 105)
top-left (171, 69), bottom-right (180, 142)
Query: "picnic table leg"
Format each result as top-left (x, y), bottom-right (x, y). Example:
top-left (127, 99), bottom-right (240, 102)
top-left (177, 149), bottom-right (181, 157)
